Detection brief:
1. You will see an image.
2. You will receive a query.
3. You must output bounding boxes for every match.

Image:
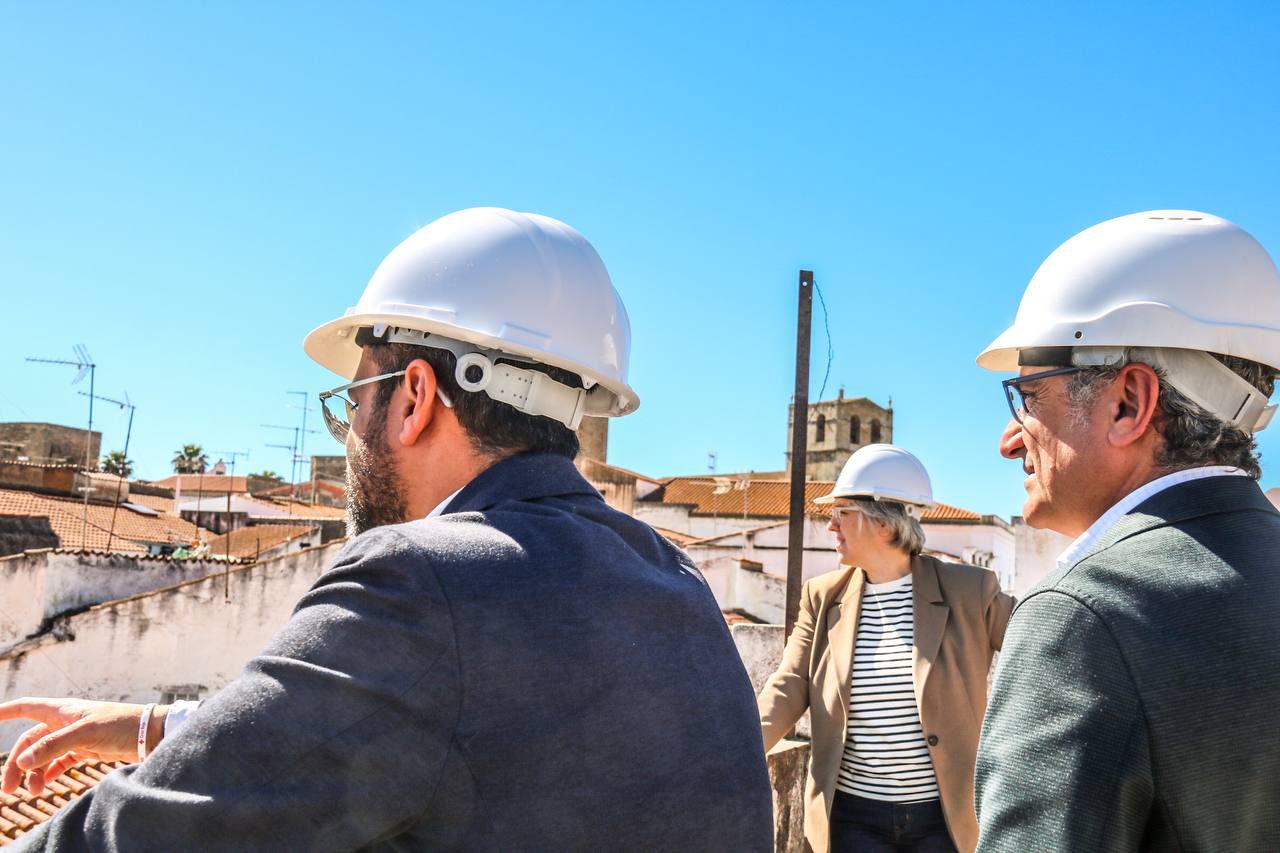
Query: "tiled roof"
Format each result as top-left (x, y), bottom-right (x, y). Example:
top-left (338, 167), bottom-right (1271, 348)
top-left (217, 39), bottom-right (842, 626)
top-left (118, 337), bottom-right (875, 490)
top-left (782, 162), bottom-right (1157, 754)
top-left (146, 474), bottom-right (248, 493)
top-left (262, 480), bottom-right (346, 498)
top-left (651, 477), bottom-right (984, 524)
top-left (920, 503), bottom-right (983, 523)
top-left (0, 755), bottom-right (126, 846)
top-left (651, 526), bottom-right (700, 547)
top-left (0, 488), bottom-right (205, 553)
top-left (126, 493), bottom-right (176, 514)
top-left (254, 498), bottom-right (346, 519)
top-left (575, 458), bottom-right (662, 486)
top-left (0, 461), bottom-right (79, 471)
top-left (655, 478), bottom-right (835, 519)
top-left (203, 523), bottom-right (319, 559)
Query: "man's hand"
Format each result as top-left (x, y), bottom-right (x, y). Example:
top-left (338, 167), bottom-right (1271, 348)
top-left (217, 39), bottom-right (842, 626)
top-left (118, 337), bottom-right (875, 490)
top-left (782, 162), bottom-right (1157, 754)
top-left (0, 698), bottom-right (168, 795)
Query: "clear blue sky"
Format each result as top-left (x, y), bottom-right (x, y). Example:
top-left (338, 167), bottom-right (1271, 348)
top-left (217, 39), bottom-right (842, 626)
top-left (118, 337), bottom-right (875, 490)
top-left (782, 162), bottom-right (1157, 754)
top-left (3, 2), bottom-right (1279, 518)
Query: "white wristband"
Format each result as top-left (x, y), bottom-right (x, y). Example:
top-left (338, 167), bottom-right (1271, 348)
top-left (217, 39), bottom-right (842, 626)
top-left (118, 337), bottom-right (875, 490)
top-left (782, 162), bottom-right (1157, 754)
top-left (137, 703), bottom-right (157, 763)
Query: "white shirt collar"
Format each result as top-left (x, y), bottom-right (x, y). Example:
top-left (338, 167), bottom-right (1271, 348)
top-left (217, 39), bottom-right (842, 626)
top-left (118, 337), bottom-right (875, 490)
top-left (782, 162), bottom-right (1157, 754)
top-left (1056, 466), bottom-right (1248, 569)
top-left (426, 487), bottom-right (465, 519)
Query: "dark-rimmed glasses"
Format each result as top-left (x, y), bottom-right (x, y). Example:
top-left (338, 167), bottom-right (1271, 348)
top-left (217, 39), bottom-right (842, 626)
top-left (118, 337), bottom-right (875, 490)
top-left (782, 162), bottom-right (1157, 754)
top-left (1001, 366), bottom-right (1083, 424)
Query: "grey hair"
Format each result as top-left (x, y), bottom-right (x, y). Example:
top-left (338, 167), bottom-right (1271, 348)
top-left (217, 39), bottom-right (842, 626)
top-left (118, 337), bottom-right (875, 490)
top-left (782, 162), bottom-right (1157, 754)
top-left (1065, 354), bottom-right (1277, 479)
top-left (851, 499), bottom-right (926, 557)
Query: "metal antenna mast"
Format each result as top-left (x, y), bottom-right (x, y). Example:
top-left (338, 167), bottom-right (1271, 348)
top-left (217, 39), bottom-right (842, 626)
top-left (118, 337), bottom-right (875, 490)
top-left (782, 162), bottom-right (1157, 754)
top-left (80, 390), bottom-right (135, 552)
top-left (288, 391), bottom-right (314, 501)
top-left (27, 346), bottom-right (96, 548)
top-left (209, 450), bottom-right (250, 560)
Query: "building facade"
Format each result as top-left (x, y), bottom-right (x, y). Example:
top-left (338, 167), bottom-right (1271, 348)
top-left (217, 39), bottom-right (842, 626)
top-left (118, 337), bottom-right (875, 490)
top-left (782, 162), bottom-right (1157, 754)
top-left (785, 391), bottom-right (893, 482)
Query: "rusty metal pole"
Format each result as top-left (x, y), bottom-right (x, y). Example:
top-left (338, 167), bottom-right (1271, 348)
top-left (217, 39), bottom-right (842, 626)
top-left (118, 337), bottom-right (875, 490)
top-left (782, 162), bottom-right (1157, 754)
top-left (785, 271), bottom-right (814, 637)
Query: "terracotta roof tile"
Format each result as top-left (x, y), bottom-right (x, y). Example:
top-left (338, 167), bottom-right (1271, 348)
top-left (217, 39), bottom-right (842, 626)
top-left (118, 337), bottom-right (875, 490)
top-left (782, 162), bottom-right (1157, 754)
top-left (0, 755), bottom-right (127, 846)
top-left (0, 488), bottom-right (204, 553)
top-left (203, 523), bottom-right (320, 559)
top-left (650, 526), bottom-right (700, 547)
top-left (651, 477), bottom-right (983, 524)
top-left (146, 474), bottom-right (248, 493)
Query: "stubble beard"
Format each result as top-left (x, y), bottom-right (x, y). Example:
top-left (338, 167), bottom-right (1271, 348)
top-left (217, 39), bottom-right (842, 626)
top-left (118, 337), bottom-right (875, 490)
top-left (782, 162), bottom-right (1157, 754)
top-left (344, 404), bottom-right (409, 537)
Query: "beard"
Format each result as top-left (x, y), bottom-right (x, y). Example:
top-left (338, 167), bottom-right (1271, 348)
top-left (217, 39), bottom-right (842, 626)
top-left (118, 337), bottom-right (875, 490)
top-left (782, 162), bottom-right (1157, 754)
top-left (344, 405), bottom-right (409, 537)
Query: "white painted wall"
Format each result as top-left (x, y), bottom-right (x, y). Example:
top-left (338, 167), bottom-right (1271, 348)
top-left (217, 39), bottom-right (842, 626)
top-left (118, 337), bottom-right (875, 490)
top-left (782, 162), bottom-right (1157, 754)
top-left (632, 503), bottom-right (776, 540)
top-left (921, 523), bottom-right (1017, 591)
top-left (1011, 518), bottom-right (1073, 598)
top-left (0, 550), bottom-right (236, 654)
top-left (0, 543), bottom-right (338, 748)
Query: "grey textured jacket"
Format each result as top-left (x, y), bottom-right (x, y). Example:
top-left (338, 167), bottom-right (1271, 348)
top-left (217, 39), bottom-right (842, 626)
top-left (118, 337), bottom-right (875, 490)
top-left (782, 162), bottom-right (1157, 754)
top-left (16, 452), bottom-right (772, 851)
top-left (975, 475), bottom-right (1280, 852)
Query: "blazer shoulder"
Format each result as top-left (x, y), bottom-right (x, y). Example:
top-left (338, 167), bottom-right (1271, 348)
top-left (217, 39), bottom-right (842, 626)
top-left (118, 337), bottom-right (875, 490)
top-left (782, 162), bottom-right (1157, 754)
top-left (802, 565), bottom-right (858, 604)
top-left (926, 555), bottom-right (1001, 599)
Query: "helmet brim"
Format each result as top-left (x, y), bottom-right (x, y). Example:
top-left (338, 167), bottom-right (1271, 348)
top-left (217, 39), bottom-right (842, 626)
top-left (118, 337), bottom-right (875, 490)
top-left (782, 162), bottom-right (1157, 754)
top-left (304, 312), bottom-right (641, 417)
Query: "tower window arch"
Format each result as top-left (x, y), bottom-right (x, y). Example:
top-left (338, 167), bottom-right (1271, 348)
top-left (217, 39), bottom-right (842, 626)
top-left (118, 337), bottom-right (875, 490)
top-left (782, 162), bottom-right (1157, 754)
top-left (870, 418), bottom-right (882, 444)
top-left (815, 413), bottom-right (826, 443)
top-left (850, 416), bottom-right (861, 444)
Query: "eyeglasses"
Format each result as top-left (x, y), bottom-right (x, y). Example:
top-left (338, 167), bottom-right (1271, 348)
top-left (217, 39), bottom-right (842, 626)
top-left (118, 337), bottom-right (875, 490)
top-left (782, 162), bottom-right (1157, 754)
top-left (318, 372), bottom-right (455, 443)
top-left (829, 505), bottom-right (864, 525)
top-left (1001, 366), bottom-right (1083, 424)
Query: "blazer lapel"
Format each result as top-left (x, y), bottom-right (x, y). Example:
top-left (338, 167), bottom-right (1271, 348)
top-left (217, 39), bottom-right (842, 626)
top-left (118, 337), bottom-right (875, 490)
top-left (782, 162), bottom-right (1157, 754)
top-left (826, 567), bottom-right (866, 720)
top-left (911, 555), bottom-right (949, 714)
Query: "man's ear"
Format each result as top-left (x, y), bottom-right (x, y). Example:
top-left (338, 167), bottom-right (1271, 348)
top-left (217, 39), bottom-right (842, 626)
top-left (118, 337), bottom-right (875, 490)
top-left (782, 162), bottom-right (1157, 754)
top-left (397, 359), bottom-right (449, 447)
top-left (1106, 363), bottom-right (1162, 449)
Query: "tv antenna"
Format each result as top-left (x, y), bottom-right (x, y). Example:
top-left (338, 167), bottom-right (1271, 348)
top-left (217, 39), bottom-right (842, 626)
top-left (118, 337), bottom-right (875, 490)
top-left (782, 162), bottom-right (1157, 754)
top-left (208, 449), bottom-right (250, 560)
top-left (27, 345), bottom-right (96, 548)
top-left (263, 422), bottom-right (318, 506)
top-left (80, 390), bottom-right (135, 551)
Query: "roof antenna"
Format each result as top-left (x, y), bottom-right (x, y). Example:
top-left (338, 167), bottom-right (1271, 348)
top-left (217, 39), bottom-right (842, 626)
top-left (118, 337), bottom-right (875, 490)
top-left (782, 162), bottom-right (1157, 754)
top-left (27, 345), bottom-right (96, 549)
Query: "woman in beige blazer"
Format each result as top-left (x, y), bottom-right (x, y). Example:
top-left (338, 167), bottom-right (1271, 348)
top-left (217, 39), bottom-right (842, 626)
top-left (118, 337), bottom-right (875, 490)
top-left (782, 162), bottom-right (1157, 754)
top-left (758, 445), bottom-right (1013, 853)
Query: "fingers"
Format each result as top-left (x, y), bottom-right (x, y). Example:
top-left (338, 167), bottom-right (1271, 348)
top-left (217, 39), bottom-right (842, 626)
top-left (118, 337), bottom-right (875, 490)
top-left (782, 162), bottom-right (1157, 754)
top-left (17, 719), bottom-right (95, 776)
top-left (1, 723), bottom-right (49, 794)
top-left (0, 697), bottom-right (61, 725)
top-left (28, 751), bottom-right (86, 797)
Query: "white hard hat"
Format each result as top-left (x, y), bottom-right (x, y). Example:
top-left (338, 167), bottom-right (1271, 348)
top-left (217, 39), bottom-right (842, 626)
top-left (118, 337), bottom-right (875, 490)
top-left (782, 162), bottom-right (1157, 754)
top-left (304, 207), bottom-right (638, 430)
top-left (978, 210), bottom-right (1280, 432)
top-left (814, 444), bottom-right (935, 518)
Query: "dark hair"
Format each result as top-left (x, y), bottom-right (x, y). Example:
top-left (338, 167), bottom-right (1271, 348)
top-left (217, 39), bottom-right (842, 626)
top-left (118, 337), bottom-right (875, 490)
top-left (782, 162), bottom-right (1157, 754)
top-left (366, 339), bottom-right (581, 460)
top-left (1066, 353), bottom-right (1277, 478)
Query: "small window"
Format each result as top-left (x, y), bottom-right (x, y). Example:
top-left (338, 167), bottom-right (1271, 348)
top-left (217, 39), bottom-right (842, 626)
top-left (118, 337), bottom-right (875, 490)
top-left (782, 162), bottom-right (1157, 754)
top-left (815, 413), bottom-right (826, 442)
top-left (870, 418), bottom-right (882, 444)
top-left (850, 416), bottom-right (861, 444)
top-left (160, 686), bottom-right (204, 704)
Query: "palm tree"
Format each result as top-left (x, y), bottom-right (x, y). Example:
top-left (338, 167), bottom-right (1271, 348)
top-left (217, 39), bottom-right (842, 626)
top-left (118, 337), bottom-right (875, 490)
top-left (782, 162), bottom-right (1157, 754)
top-left (252, 470), bottom-right (282, 481)
top-left (172, 444), bottom-right (208, 474)
top-left (101, 450), bottom-right (134, 478)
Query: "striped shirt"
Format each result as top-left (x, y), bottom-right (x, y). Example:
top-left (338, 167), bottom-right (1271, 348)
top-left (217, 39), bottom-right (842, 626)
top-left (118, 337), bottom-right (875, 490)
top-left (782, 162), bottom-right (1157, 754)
top-left (836, 573), bottom-right (939, 802)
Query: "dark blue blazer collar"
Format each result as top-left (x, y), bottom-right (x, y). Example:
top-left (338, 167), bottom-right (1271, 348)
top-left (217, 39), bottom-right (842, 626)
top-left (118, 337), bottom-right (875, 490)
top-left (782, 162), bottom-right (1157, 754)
top-left (447, 452), bottom-right (601, 513)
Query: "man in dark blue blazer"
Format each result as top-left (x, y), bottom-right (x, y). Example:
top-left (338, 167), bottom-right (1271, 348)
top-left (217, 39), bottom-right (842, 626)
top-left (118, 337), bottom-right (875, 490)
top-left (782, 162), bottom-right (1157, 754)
top-left (0, 209), bottom-right (773, 850)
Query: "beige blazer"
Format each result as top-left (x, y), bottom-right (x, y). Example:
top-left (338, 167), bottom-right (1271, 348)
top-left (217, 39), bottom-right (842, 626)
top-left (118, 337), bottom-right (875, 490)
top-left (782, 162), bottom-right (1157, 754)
top-left (758, 555), bottom-right (1013, 853)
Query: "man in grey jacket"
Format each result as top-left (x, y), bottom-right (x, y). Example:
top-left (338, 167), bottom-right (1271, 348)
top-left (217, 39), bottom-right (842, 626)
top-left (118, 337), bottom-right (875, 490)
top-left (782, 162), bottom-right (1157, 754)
top-left (972, 210), bottom-right (1280, 850)
top-left (0, 208), bottom-right (772, 850)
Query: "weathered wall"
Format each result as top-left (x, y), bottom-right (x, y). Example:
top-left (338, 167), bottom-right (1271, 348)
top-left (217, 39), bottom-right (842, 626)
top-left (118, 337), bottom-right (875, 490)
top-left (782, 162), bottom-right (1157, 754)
top-left (0, 423), bottom-right (101, 467)
top-left (731, 623), bottom-right (811, 852)
top-left (0, 550), bottom-right (243, 653)
top-left (0, 542), bottom-right (339, 747)
top-left (0, 461), bottom-right (78, 494)
top-left (633, 502), bottom-right (771, 540)
top-left (768, 740), bottom-right (810, 853)
top-left (575, 416), bottom-right (609, 464)
top-left (310, 455), bottom-right (346, 483)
